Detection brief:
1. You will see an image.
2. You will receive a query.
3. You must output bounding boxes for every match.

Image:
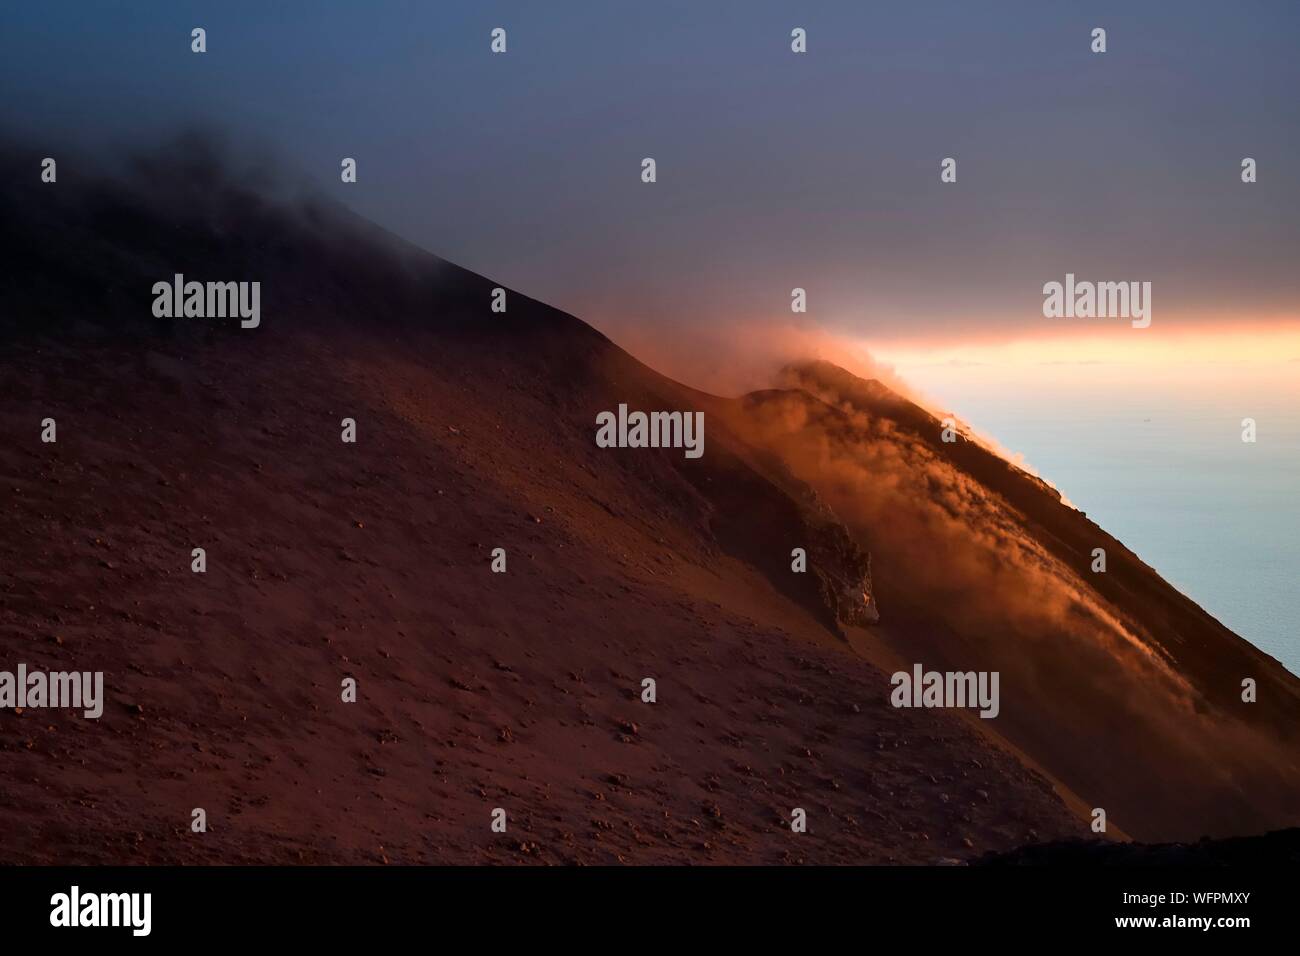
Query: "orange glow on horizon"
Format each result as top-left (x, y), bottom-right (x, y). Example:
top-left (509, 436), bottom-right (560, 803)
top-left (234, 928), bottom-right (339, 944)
top-left (873, 320), bottom-right (1300, 378)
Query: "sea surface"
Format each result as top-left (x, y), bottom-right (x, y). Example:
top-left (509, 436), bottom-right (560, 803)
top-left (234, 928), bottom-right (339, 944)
top-left (898, 363), bottom-right (1300, 676)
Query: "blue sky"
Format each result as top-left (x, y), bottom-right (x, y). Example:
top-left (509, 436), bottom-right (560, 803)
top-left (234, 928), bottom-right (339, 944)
top-left (3, 1), bottom-right (1298, 348)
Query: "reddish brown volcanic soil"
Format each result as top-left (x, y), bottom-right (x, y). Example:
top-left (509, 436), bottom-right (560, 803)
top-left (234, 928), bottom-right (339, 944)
top-left (0, 142), bottom-right (1295, 863)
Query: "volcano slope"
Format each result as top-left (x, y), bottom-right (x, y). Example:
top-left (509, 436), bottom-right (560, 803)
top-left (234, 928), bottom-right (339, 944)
top-left (0, 142), bottom-right (1293, 863)
top-left (710, 365), bottom-right (1300, 842)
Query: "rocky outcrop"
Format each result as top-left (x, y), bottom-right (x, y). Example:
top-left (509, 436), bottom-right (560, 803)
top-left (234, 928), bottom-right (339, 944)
top-left (808, 519), bottom-right (879, 627)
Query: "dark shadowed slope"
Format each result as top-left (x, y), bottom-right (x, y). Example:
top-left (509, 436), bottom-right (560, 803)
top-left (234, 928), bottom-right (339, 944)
top-left (1, 139), bottom-right (1295, 860)
top-left (980, 827), bottom-right (1300, 866)
top-left (0, 140), bottom-right (1085, 863)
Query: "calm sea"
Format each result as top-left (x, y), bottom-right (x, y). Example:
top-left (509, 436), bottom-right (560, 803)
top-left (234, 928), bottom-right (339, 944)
top-left (900, 363), bottom-right (1300, 676)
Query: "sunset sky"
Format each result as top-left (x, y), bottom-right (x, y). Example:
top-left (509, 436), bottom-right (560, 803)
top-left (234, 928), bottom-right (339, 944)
top-left (3, 0), bottom-right (1297, 360)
